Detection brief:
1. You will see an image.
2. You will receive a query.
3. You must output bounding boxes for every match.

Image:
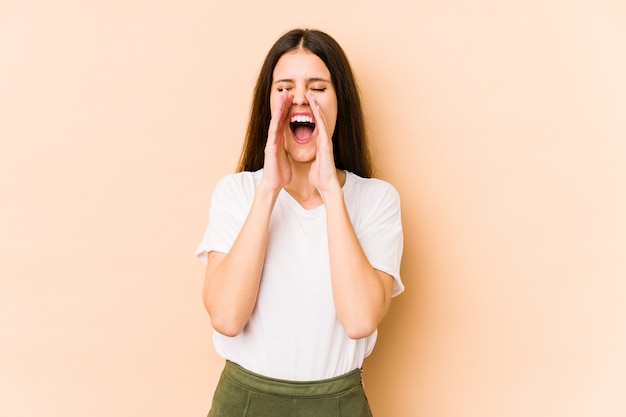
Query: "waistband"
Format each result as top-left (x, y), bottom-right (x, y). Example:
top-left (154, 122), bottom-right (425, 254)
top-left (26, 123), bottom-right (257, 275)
top-left (221, 361), bottom-right (363, 398)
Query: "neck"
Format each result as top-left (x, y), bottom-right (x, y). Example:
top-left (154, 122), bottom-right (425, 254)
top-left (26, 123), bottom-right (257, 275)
top-left (284, 162), bottom-right (321, 208)
top-left (282, 162), bottom-right (347, 209)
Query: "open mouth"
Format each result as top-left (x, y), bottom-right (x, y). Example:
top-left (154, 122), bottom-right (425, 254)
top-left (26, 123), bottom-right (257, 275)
top-left (289, 114), bottom-right (316, 142)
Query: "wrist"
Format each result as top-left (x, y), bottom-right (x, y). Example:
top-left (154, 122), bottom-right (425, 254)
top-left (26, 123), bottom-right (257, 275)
top-left (320, 184), bottom-right (344, 205)
top-left (255, 182), bottom-right (282, 205)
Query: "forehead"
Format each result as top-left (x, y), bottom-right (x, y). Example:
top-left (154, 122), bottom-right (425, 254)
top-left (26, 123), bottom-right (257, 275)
top-left (273, 49), bottom-right (331, 80)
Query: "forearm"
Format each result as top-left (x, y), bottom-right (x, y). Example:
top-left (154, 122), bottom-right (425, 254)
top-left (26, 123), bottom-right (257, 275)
top-left (322, 188), bottom-right (392, 339)
top-left (203, 185), bottom-right (279, 336)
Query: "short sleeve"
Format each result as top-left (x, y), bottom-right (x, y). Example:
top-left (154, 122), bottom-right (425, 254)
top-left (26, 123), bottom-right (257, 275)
top-left (349, 178), bottom-right (405, 296)
top-left (195, 173), bottom-right (257, 264)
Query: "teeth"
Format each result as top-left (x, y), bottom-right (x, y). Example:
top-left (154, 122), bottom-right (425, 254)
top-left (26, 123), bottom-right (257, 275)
top-left (290, 115), bottom-right (313, 123)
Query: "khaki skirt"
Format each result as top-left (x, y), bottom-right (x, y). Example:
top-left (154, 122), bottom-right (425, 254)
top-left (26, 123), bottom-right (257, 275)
top-left (207, 361), bottom-right (373, 417)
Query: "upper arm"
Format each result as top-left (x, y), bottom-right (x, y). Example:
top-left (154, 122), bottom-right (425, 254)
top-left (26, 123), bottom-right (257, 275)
top-left (203, 250), bottom-right (227, 302)
top-left (205, 250), bottom-right (227, 278)
top-left (375, 269), bottom-right (395, 314)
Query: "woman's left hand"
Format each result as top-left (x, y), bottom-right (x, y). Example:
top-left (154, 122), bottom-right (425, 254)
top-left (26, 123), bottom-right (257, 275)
top-left (308, 91), bottom-right (340, 195)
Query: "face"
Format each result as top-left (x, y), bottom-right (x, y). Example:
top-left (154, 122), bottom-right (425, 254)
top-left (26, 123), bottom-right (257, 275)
top-left (270, 48), bottom-right (338, 164)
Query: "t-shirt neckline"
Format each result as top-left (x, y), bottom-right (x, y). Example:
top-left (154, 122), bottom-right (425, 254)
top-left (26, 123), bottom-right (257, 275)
top-left (279, 171), bottom-right (352, 216)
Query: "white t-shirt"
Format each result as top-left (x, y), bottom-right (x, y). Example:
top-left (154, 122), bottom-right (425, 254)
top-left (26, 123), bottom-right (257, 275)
top-left (196, 169), bottom-right (404, 381)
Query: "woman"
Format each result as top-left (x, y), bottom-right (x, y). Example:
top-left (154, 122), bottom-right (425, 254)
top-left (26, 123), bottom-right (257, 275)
top-left (196, 28), bottom-right (404, 417)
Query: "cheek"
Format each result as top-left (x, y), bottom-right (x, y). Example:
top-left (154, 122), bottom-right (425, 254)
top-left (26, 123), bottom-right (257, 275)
top-left (323, 97), bottom-right (338, 131)
top-left (322, 105), bottom-right (338, 133)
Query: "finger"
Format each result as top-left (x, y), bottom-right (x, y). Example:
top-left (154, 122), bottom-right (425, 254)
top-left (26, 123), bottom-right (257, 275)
top-left (268, 91), bottom-right (293, 139)
top-left (307, 92), bottom-right (331, 149)
top-left (308, 93), bottom-right (327, 131)
top-left (279, 89), bottom-right (293, 119)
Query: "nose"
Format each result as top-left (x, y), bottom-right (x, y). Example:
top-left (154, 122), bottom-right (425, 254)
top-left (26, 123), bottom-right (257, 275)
top-left (291, 86), bottom-right (308, 106)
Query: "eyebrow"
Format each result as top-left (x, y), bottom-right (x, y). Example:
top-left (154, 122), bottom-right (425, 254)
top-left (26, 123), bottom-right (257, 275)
top-left (273, 77), bottom-right (331, 84)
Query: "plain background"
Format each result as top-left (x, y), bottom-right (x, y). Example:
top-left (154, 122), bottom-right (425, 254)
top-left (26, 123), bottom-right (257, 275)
top-left (1, 0), bottom-right (625, 416)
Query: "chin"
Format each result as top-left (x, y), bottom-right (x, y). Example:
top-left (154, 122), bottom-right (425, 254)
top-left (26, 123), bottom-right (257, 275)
top-left (286, 147), bottom-right (315, 163)
top-left (288, 154), bottom-right (316, 164)
top-left (286, 141), bottom-right (317, 164)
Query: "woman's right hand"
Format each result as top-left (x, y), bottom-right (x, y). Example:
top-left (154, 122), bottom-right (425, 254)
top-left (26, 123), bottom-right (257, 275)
top-left (262, 90), bottom-right (293, 191)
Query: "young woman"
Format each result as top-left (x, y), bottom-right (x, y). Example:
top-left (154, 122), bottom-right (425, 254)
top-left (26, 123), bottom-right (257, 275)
top-left (196, 28), bottom-right (404, 417)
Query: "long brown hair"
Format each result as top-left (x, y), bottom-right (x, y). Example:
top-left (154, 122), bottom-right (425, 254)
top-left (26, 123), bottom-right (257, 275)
top-left (236, 29), bottom-right (373, 178)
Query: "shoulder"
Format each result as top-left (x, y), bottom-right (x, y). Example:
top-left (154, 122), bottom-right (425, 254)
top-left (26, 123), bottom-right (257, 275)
top-left (211, 170), bottom-right (262, 205)
top-left (216, 169), bottom-right (262, 187)
top-left (214, 170), bottom-right (262, 193)
top-left (344, 172), bottom-right (400, 204)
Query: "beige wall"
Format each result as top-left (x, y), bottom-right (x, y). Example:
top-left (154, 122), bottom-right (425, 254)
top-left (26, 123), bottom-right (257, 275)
top-left (1, 1), bottom-right (625, 416)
